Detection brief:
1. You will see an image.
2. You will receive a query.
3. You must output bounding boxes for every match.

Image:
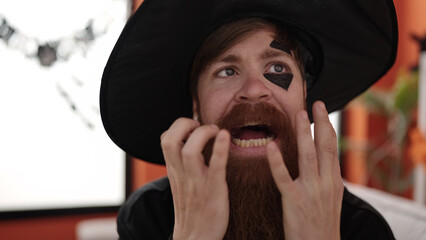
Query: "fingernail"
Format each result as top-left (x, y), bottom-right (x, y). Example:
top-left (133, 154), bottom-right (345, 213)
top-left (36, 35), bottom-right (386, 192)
top-left (210, 124), bottom-right (219, 130)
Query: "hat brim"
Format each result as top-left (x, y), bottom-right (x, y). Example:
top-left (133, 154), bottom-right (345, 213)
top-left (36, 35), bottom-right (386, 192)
top-left (100, 0), bottom-right (398, 164)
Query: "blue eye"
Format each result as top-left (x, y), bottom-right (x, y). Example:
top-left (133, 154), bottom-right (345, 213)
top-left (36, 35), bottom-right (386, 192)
top-left (268, 64), bottom-right (285, 73)
top-left (217, 68), bottom-right (235, 77)
top-left (274, 65), bottom-right (284, 72)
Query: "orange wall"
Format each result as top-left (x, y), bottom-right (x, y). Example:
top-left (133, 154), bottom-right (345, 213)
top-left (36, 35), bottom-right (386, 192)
top-left (343, 0), bottom-right (426, 185)
top-left (373, 0), bottom-right (426, 90)
top-left (132, 158), bottom-right (167, 190)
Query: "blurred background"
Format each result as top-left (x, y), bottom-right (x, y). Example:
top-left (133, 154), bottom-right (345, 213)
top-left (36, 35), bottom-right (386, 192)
top-left (0, 0), bottom-right (425, 239)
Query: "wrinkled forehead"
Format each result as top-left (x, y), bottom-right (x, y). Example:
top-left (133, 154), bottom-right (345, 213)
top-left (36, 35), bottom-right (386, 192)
top-left (209, 24), bottom-right (289, 61)
top-left (207, 27), bottom-right (280, 61)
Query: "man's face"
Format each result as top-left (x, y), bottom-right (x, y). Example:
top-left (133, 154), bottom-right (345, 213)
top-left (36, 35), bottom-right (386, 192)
top-left (195, 27), bottom-right (306, 158)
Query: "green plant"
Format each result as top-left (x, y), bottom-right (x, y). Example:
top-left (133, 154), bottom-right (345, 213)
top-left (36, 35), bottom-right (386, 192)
top-left (343, 69), bottom-right (419, 195)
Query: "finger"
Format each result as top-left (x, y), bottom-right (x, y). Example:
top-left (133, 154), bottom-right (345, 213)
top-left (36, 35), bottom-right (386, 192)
top-left (312, 101), bottom-right (338, 178)
top-left (160, 130), bottom-right (167, 141)
top-left (296, 110), bottom-right (319, 180)
top-left (182, 124), bottom-right (219, 178)
top-left (166, 164), bottom-right (182, 212)
top-left (161, 118), bottom-right (200, 169)
top-left (208, 130), bottom-right (230, 184)
top-left (266, 141), bottom-right (294, 194)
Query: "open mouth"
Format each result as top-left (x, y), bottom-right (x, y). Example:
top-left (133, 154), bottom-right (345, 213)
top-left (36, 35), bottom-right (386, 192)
top-left (230, 123), bottom-right (276, 148)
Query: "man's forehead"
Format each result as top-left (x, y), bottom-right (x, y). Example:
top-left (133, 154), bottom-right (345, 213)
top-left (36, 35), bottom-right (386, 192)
top-left (212, 40), bottom-right (293, 65)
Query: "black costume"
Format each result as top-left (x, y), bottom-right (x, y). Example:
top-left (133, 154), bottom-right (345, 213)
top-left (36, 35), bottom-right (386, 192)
top-left (117, 177), bottom-right (395, 240)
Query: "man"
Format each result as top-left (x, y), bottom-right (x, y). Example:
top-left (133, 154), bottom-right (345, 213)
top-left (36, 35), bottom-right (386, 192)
top-left (100, 1), bottom-right (398, 239)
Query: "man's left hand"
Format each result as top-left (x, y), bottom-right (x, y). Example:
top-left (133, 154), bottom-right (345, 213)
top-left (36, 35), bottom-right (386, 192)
top-left (266, 100), bottom-right (344, 240)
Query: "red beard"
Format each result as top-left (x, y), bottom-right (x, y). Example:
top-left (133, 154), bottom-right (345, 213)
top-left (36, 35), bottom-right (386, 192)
top-left (201, 103), bottom-right (299, 240)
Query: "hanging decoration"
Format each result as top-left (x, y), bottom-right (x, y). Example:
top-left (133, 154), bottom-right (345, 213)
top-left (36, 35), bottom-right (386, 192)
top-left (0, 0), bottom-right (129, 131)
top-left (0, 12), bottom-right (108, 67)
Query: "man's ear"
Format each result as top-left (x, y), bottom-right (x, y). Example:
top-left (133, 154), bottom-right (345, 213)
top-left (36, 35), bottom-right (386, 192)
top-left (192, 98), bottom-right (199, 121)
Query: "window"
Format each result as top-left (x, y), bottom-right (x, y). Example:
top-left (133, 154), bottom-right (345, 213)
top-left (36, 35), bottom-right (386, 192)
top-left (0, 0), bottom-right (131, 217)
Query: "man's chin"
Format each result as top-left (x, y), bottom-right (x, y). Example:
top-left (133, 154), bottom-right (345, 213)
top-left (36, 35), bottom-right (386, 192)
top-left (226, 152), bottom-right (272, 186)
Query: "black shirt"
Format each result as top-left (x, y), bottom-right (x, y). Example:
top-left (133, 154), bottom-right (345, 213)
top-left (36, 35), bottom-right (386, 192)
top-left (117, 177), bottom-right (395, 240)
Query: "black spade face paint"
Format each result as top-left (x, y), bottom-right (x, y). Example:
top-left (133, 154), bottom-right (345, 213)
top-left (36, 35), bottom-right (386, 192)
top-left (264, 40), bottom-right (294, 91)
top-left (270, 40), bottom-right (291, 55)
top-left (263, 73), bottom-right (293, 91)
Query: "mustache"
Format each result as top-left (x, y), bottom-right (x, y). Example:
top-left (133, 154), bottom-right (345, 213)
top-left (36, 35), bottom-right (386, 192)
top-left (216, 102), bottom-right (292, 141)
top-left (201, 102), bottom-right (299, 180)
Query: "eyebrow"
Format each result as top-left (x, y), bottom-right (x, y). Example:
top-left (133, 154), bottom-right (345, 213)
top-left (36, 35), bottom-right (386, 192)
top-left (217, 54), bottom-right (241, 64)
top-left (216, 49), bottom-right (287, 63)
top-left (260, 49), bottom-right (288, 60)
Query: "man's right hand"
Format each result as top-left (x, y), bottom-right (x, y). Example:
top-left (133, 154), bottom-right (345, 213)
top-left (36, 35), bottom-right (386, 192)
top-left (160, 118), bottom-right (230, 240)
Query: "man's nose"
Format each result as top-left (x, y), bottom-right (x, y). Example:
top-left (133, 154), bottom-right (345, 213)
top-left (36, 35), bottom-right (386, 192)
top-left (235, 75), bottom-right (272, 102)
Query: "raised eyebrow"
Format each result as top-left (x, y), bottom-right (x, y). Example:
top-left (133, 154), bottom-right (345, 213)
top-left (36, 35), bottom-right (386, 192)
top-left (216, 54), bottom-right (241, 64)
top-left (260, 49), bottom-right (289, 60)
top-left (213, 50), bottom-right (289, 65)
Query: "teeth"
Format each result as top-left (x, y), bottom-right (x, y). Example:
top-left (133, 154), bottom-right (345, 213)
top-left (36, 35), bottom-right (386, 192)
top-left (232, 137), bottom-right (274, 148)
